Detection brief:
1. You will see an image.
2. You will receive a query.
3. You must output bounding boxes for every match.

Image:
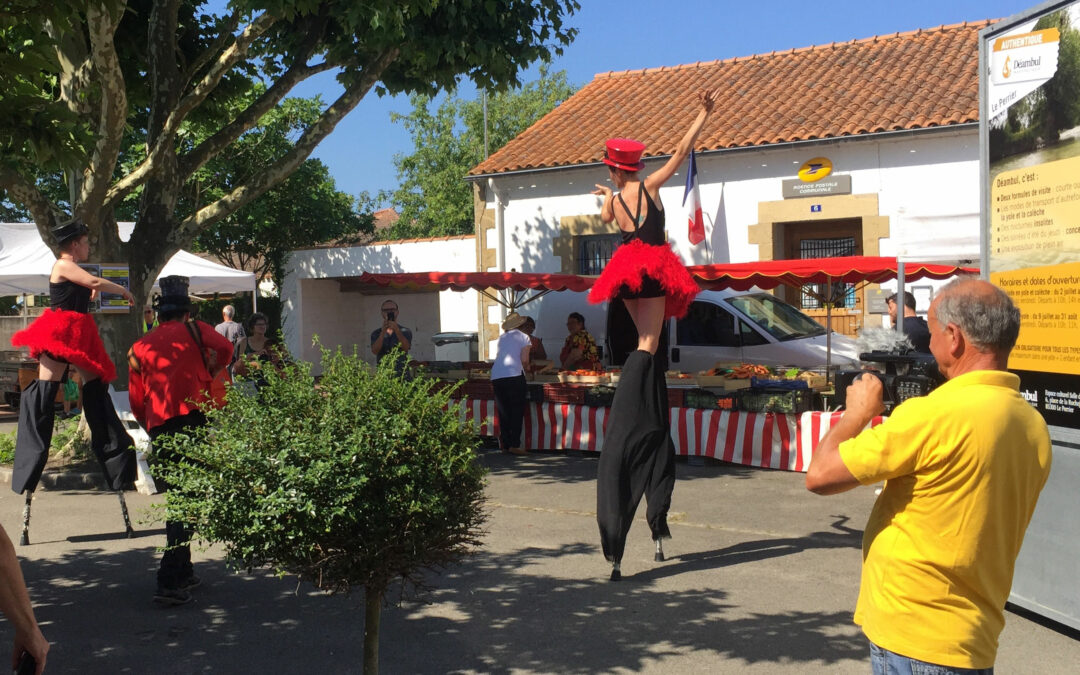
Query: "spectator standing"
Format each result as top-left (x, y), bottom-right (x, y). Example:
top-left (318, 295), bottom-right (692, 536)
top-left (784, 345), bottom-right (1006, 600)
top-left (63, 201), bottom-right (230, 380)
top-left (370, 299), bottom-right (412, 373)
top-left (214, 305), bottom-right (245, 345)
top-left (520, 316), bottom-right (547, 362)
top-left (491, 313), bottom-right (532, 456)
top-left (886, 290), bottom-right (930, 353)
top-left (807, 279), bottom-right (1052, 673)
top-left (128, 276), bottom-right (234, 606)
top-left (559, 312), bottom-right (601, 371)
top-left (141, 306), bottom-right (157, 334)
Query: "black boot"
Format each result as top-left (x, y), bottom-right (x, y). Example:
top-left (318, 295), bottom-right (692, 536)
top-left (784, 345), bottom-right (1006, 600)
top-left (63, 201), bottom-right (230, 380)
top-left (12, 379), bottom-right (60, 495)
top-left (80, 379), bottom-right (137, 490)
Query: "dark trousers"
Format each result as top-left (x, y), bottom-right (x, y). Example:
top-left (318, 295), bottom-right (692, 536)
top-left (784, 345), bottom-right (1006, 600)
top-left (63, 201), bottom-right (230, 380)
top-left (149, 412), bottom-right (206, 590)
top-left (493, 374), bottom-right (527, 450)
top-left (596, 350), bottom-right (676, 563)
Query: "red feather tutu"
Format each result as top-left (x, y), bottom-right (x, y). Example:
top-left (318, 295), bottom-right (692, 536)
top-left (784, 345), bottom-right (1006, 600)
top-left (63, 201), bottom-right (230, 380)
top-left (11, 308), bottom-right (116, 382)
top-left (588, 239), bottom-right (700, 319)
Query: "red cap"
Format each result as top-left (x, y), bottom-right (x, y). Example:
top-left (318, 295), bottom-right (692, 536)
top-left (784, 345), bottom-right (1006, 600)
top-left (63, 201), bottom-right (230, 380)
top-left (602, 138), bottom-right (645, 171)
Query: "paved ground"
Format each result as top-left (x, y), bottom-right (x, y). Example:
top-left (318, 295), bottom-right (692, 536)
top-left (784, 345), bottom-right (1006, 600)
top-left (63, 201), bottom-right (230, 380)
top-left (0, 442), bottom-right (1076, 674)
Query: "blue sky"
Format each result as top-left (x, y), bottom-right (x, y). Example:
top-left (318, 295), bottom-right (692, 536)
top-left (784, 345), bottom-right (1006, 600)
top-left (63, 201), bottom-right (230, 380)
top-left (283, 0), bottom-right (1032, 203)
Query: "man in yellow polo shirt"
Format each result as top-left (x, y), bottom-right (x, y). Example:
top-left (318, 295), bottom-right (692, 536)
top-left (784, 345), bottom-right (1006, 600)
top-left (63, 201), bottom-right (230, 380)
top-left (806, 278), bottom-right (1051, 674)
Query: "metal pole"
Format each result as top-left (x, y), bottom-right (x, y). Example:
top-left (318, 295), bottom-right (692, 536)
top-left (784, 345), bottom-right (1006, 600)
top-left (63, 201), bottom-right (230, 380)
top-left (826, 278), bottom-right (833, 385)
top-left (896, 260), bottom-right (906, 340)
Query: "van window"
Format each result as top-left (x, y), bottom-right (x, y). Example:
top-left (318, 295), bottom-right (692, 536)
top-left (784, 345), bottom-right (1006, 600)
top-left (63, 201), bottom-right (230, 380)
top-left (677, 302), bottom-right (740, 347)
top-left (726, 293), bottom-right (827, 342)
top-left (738, 319), bottom-right (768, 346)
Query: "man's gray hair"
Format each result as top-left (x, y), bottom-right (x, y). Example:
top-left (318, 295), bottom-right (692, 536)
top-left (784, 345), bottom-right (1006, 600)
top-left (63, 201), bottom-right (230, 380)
top-left (223, 304), bottom-right (235, 319)
top-left (934, 278), bottom-right (1020, 352)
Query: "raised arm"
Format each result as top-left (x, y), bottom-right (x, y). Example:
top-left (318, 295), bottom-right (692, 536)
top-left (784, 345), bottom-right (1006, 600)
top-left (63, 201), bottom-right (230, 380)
top-left (53, 259), bottom-right (135, 304)
top-left (644, 88), bottom-right (719, 192)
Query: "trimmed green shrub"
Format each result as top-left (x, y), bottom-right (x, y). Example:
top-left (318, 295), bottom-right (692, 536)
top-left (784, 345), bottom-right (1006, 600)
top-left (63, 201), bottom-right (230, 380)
top-left (152, 346), bottom-right (486, 674)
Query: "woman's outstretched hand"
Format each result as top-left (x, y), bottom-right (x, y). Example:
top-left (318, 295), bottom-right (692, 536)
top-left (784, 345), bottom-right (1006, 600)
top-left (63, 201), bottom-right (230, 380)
top-left (698, 88), bottom-right (720, 114)
top-left (591, 184), bottom-right (613, 198)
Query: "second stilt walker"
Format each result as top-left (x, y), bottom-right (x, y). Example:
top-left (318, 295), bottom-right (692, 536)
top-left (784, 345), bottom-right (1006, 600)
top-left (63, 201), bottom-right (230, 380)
top-left (10, 218), bottom-right (138, 544)
top-left (588, 89), bottom-right (719, 580)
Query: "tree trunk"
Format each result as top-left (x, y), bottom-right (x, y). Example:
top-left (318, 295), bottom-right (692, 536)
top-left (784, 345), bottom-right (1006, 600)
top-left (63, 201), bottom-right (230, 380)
top-left (363, 585), bottom-right (383, 675)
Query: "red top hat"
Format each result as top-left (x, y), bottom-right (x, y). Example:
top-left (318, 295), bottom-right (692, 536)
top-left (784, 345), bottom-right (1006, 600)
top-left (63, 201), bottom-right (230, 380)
top-left (602, 138), bottom-right (645, 172)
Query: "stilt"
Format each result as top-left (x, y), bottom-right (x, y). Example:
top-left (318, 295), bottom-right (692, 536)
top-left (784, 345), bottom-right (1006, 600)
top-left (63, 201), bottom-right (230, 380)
top-left (20, 492), bottom-right (32, 546)
top-left (654, 538), bottom-right (665, 562)
top-left (610, 561), bottom-right (621, 582)
top-left (116, 490), bottom-right (134, 537)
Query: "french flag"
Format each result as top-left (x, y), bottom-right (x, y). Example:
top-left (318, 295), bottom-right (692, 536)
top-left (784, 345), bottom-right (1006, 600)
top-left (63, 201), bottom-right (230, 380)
top-left (683, 149), bottom-right (705, 245)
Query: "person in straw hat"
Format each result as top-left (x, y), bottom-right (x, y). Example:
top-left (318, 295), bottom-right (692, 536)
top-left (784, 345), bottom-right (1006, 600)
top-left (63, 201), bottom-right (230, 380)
top-left (588, 88), bottom-right (719, 581)
top-left (491, 312), bottom-right (533, 456)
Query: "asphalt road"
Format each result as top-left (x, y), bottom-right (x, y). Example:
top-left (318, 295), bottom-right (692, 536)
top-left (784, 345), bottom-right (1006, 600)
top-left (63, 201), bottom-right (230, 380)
top-left (0, 445), bottom-right (1076, 673)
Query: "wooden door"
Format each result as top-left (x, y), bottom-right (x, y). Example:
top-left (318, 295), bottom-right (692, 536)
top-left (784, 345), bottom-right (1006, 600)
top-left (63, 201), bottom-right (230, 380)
top-left (782, 218), bottom-right (863, 337)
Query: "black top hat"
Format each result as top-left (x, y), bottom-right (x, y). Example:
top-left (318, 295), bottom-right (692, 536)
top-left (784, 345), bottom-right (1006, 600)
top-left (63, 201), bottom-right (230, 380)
top-left (51, 218), bottom-right (89, 246)
top-left (154, 275), bottom-right (193, 314)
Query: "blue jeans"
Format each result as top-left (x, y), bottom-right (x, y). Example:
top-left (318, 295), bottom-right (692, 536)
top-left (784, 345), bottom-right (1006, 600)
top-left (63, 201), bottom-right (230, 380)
top-left (870, 641), bottom-right (993, 675)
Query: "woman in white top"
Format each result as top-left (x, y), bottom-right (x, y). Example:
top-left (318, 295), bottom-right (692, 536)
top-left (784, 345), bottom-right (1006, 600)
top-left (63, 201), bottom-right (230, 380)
top-left (491, 312), bottom-right (532, 456)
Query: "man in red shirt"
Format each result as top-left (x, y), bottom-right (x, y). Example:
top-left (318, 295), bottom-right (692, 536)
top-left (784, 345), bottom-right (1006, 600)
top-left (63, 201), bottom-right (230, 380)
top-left (128, 276), bottom-right (233, 605)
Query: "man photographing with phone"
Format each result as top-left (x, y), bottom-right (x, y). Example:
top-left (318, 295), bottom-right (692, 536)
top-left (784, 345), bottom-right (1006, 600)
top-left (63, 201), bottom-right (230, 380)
top-left (370, 299), bottom-right (412, 374)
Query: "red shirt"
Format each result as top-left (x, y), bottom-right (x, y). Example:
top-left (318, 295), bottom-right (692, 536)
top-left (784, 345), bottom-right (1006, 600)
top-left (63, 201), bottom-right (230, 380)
top-left (128, 320), bottom-right (234, 431)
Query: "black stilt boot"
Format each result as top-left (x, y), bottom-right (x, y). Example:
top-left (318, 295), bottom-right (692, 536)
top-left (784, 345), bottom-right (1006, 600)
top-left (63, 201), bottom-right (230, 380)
top-left (80, 379), bottom-right (137, 536)
top-left (12, 379), bottom-right (60, 546)
top-left (13, 379), bottom-right (59, 494)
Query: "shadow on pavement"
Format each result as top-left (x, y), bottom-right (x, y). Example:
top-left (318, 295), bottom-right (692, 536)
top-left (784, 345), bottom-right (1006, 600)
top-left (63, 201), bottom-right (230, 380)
top-left (480, 449), bottom-right (759, 485)
top-left (632, 515), bottom-right (863, 583)
top-left (17, 538), bottom-right (866, 673)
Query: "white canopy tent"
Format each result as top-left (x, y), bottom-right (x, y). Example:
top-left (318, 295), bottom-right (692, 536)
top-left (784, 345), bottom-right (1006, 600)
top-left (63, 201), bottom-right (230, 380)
top-left (0, 222), bottom-right (255, 296)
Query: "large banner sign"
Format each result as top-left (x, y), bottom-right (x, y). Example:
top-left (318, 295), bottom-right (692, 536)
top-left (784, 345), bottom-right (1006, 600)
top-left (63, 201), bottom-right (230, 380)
top-left (986, 1), bottom-right (1080, 430)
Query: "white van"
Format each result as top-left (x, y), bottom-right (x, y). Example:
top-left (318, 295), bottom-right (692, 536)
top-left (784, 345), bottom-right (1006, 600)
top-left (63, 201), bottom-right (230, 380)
top-left (530, 289), bottom-right (859, 373)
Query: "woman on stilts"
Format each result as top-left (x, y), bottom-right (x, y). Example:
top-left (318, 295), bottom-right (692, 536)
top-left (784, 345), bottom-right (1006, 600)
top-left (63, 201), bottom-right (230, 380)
top-left (589, 89), bottom-right (719, 580)
top-left (10, 218), bottom-right (139, 545)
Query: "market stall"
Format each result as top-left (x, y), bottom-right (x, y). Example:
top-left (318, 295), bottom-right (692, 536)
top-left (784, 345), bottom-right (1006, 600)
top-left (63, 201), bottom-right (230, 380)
top-left (367, 260), bottom-right (971, 473)
top-left (449, 396), bottom-right (878, 471)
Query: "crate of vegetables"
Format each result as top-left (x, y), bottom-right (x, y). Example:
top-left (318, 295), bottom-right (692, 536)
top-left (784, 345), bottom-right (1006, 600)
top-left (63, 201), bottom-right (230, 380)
top-left (584, 385), bottom-right (617, 408)
top-left (684, 388), bottom-right (737, 410)
top-left (542, 383), bottom-right (586, 404)
top-left (557, 369), bottom-right (609, 385)
top-left (737, 388), bottom-right (814, 414)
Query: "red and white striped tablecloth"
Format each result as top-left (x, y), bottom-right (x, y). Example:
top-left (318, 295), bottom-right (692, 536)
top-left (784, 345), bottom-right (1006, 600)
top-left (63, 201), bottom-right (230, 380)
top-left (449, 400), bottom-right (879, 473)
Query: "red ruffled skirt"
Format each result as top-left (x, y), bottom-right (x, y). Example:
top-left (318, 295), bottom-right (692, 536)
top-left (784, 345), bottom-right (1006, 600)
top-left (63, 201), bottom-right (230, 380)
top-left (588, 239), bottom-right (699, 319)
top-left (11, 308), bottom-right (116, 382)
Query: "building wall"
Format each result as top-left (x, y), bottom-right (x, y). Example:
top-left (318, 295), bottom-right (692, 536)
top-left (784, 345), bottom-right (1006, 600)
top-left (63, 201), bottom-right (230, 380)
top-left (282, 236), bottom-right (478, 371)
top-left (477, 128), bottom-right (980, 346)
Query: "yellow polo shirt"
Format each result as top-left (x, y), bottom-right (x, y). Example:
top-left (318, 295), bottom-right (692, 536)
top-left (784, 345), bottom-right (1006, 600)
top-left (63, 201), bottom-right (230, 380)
top-left (839, 370), bottom-right (1051, 669)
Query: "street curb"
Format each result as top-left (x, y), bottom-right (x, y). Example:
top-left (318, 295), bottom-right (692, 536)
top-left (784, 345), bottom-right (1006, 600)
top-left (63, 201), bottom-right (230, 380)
top-left (0, 465), bottom-right (110, 491)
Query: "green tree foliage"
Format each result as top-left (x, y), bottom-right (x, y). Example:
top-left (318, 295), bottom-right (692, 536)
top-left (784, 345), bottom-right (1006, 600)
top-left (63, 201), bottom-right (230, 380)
top-left (385, 66), bottom-right (577, 238)
top-left (0, 0), bottom-right (579, 380)
top-left (993, 9), bottom-right (1080, 159)
top-left (1033, 10), bottom-right (1080, 141)
top-left (151, 349), bottom-right (486, 674)
top-left (191, 94), bottom-right (374, 288)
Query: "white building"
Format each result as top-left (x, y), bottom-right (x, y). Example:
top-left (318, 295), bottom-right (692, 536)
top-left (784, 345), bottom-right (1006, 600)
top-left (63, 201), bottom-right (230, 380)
top-left (286, 21), bottom-right (989, 362)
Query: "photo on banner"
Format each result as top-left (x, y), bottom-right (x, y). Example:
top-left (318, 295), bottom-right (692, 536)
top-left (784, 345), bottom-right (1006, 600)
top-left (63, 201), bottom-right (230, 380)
top-left (985, 0), bottom-right (1080, 429)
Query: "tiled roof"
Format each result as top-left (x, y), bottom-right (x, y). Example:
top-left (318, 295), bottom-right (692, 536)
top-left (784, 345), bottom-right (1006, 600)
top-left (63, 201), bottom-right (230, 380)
top-left (470, 21), bottom-right (991, 176)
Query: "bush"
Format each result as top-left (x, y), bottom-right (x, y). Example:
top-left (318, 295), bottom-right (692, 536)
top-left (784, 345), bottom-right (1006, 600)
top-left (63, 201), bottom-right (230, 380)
top-left (0, 431), bottom-right (14, 464)
top-left (51, 414), bottom-right (91, 459)
top-left (152, 346), bottom-right (486, 673)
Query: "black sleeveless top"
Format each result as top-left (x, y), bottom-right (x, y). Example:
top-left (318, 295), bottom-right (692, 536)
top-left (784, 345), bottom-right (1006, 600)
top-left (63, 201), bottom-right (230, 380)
top-left (49, 280), bottom-right (92, 313)
top-left (616, 186), bottom-right (666, 246)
